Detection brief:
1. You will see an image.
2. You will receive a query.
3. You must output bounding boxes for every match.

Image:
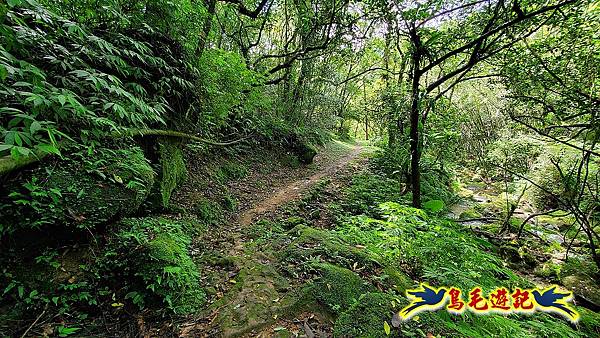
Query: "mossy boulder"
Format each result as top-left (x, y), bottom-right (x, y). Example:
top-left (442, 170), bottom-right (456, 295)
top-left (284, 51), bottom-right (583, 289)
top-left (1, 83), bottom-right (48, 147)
top-left (0, 147), bottom-right (155, 234)
top-left (497, 244), bottom-right (537, 269)
top-left (380, 266), bottom-right (413, 294)
top-left (284, 133), bottom-right (318, 164)
top-left (314, 263), bottom-right (373, 315)
top-left (106, 216), bottom-right (204, 314)
top-left (279, 225), bottom-right (381, 271)
top-left (458, 208), bottom-right (481, 220)
top-left (296, 142), bottom-right (317, 164)
top-left (193, 198), bottom-right (223, 226)
top-left (333, 292), bottom-right (400, 338)
top-left (562, 275), bottom-right (600, 311)
top-left (210, 263), bottom-right (291, 337)
top-left (333, 292), bottom-right (464, 338)
top-left (158, 137), bottom-right (187, 207)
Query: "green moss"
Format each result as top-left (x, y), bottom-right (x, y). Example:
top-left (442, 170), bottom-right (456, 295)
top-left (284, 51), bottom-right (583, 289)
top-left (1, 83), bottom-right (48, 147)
top-left (193, 198), bottom-right (223, 226)
top-left (159, 137), bottom-right (187, 207)
top-left (341, 173), bottom-right (404, 216)
top-left (458, 208), bottom-right (482, 220)
top-left (107, 216), bottom-right (204, 314)
top-left (534, 261), bottom-right (561, 279)
top-left (496, 244), bottom-right (537, 270)
top-left (560, 256), bottom-right (599, 280)
top-left (296, 143), bottom-right (317, 164)
top-left (281, 153), bottom-right (301, 168)
top-left (380, 266), bottom-right (413, 294)
top-left (283, 216), bottom-right (306, 229)
top-left (0, 147), bottom-right (155, 234)
top-left (216, 161), bottom-right (249, 182)
top-left (222, 193), bottom-right (238, 212)
top-left (313, 263), bottom-right (373, 315)
top-left (333, 292), bottom-right (400, 338)
top-left (577, 307), bottom-right (600, 336)
top-left (279, 225), bottom-right (380, 272)
top-left (562, 275), bottom-right (600, 309)
top-left (210, 263), bottom-right (290, 337)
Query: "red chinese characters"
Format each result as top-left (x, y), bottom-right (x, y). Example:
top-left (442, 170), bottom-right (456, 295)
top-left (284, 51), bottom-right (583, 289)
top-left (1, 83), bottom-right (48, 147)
top-left (489, 288), bottom-right (511, 311)
top-left (468, 287), bottom-right (489, 311)
top-left (447, 288), bottom-right (465, 313)
top-left (512, 288), bottom-right (534, 311)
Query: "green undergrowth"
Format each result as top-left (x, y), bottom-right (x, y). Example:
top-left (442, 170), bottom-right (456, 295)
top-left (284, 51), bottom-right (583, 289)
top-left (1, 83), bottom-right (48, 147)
top-left (0, 146), bottom-right (155, 235)
top-left (313, 263), bottom-right (374, 315)
top-left (239, 172), bottom-right (600, 337)
top-left (103, 216), bottom-right (205, 314)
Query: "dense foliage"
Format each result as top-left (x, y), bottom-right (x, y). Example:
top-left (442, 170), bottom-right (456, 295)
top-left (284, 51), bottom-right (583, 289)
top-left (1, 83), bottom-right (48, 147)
top-left (1, 0), bottom-right (599, 336)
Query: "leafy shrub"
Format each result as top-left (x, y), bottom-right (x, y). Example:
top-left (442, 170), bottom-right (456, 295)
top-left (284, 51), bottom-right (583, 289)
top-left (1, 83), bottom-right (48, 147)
top-left (0, 1), bottom-right (207, 161)
top-left (104, 216), bottom-right (204, 314)
top-left (337, 202), bottom-right (524, 290)
top-left (370, 147), bottom-right (457, 207)
top-left (528, 146), bottom-right (598, 210)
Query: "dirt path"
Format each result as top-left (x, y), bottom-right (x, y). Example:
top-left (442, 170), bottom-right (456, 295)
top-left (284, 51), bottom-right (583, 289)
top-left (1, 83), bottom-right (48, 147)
top-left (238, 145), bottom-right (364, 226)
top-left (180, 142), bottom-right (369, 337)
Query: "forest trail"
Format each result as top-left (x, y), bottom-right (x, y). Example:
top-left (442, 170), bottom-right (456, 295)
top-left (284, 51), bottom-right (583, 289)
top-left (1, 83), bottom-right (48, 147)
top-left (180, 142), bottom-right (371, 337)
top-left (224, 143), bottom-right (366, 261)
top-left (237, 145), bottom-right (364, 226)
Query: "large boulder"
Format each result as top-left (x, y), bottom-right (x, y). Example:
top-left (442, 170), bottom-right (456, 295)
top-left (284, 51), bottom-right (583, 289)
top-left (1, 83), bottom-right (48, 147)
top-left (295, 142), bottom-right (317, 164)
top-left (0, 147), bottom-right (155, 235)
top-left (562, 275), bottom-right (600, 311)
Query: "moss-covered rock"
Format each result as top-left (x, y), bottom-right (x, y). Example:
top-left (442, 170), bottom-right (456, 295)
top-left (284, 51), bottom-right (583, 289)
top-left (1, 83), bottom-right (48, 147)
top-left (333, 292), bottom-right (400, 338)
top-left (296, 143), bottom-right (317, 164)
top-left (380, 266), bottom-right (413, 294)
top-left (106, 216), bottom-right (204, 314)
top-left (210, 263), bottom-right (291, 337)
top-left (158, 137), bottom-right (187, 207)
top-left (562, 275), bottom-right (600, 310)
top-left (279, 225), bottom-right (381, 271)
top-left (0, 147), bottom-right (155, 234)
top-left (193, 198), bottom-right (223, 226)
top-left (458, 208), bottom-right (482, 220)
top-left (497, 244), bottom-right (537, 269)
top-left (314, 263), bottom-right (373, 315)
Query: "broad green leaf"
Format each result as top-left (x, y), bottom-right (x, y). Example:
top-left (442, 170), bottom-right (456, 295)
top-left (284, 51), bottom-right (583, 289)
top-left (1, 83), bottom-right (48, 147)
top-left (6, 0), bottom-right (22, 8)
top-left (384, 321), bottom-right (391, 335)
top-left (37, 143), bottom-right (61, 155)
top-left (423, 199), bottom-right (444, 213)
top-left (29, 121), bottom-right (41, 134)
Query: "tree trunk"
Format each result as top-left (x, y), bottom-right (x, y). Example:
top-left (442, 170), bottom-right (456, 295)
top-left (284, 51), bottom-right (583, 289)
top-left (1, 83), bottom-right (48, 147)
top-left (196, 0), bottom-right (217, 59)
top-left (409, 27), bottom-right (423, 208)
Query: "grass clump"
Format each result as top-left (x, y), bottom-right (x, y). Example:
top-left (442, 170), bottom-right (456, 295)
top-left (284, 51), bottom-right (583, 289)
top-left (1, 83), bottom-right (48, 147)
top-left (105, 216), bottom-right (205, 314)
